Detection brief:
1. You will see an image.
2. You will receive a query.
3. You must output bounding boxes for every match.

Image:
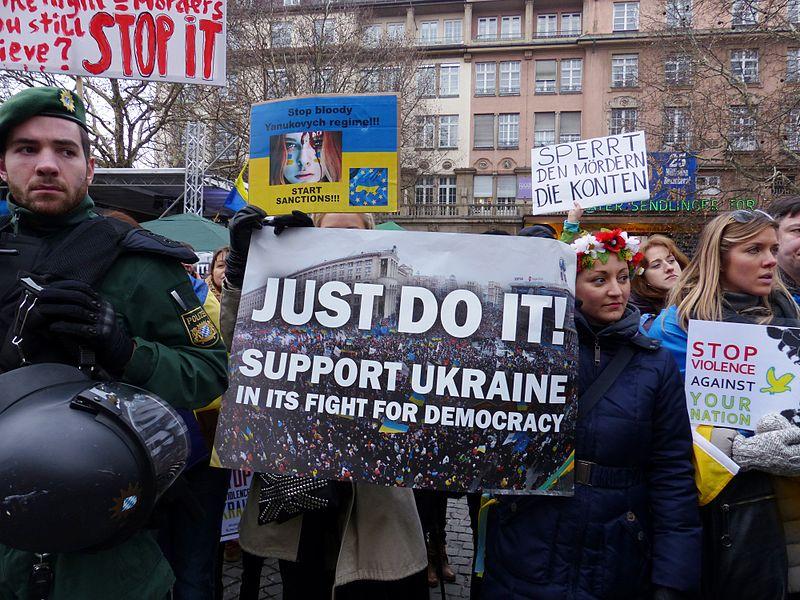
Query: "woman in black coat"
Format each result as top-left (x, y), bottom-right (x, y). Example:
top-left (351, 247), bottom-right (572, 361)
top-left (482, 228), bottom-right (701, 599)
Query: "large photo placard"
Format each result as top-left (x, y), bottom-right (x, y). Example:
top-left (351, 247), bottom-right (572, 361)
top-left (0, 0), bottom-right (227, 85)
top-left (249, 94), bottom-right (399, 215)
top-left (215, 229), bottom-right (578, 495)
top-left (531, 132), bottom-right (649, 215)
top-left (686, 320), bottom-right (800, 431)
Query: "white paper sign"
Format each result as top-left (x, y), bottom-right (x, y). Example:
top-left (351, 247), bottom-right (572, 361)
top-left (685, 320), bottom-right (800, 431)
top-left (220, 469), bottom-right (252, 542)
top-left (0, 0), bottom-right (227, 85)
top-left (530, 131), bottom-right (649, 215)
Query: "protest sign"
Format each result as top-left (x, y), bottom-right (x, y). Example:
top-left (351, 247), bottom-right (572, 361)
top-left (686, 320), bottom-right (800, 431)
top-left (530, 131), bottom-right (649, 215)
top-left (649, 152), bottom-right (696, 202)
top-left (215, 229), bottom-right (578, 495)
top-left (0, 0), bottom-right (226, 85)
top-left (220, 469), bottom-right (253, 542)
top-left (249, 94), bottom-right (399, 215)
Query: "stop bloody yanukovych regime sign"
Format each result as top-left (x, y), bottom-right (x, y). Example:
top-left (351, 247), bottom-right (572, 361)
top-left (685, 320), bottom-right (800, 431)
top-left (530, 131), bottom-right (650, 215)
top-left (0, 0), bottom-right (227, 85)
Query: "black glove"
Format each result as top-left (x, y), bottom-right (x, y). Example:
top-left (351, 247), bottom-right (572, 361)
top-left (269, 210), bottom-right (314, 236)
top-left (226, 205), bottom-right (267, 288)
top-left (33, 280), bottom-right (134, 375)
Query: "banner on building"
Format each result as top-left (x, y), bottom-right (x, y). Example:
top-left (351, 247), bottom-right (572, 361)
top-left (530, 131), bottom-right (649, 215)
top-left (686, 320), bottom-right (800, 431)
top-left (215, 228), bottom-right (578, 495)
top-left (249, 94), bottom-right (400, 215)
top-left (0, 0), bottom-right (226, 85)
top-left (220, 469), bottom-right (253, 542)
top-left (649, 152), bottom-right (697, 202)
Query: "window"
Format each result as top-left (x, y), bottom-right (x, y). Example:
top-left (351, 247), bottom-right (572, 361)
top-left (318, 67), bottom-right (334, 93)
top-left (535, 60), bottom-right (557, 93)
top-left (416, 66), bottom-right (436, 97)
top-left (730, 105), bottom-right (757, 151)
top-left (475, 62), bottom-right (496, 95)
top-left (439, 115), bottom-right (458, 148)
top-left (789, 49), bottom-right (800, 83)
top-left (537, 14), bottom-right (558, 37)
top-left (477, 17), bottom-right (498, 40)
top-left (613, 2), bottom-right (639, 30)
top-left (789, 110), bottom-right (800, 151)
top-left (283, 0), bottom-right (299, 5)
top-left (500, 61), bottom-right (521, 94)
top-left (561, 13), bottom-right (582, 35)
top-left (362, 68), bottom-right (381, 93)
top-left (314, 18), bottom-right (335, 44)
top-left (664, 107), bottom-right (691, 147)
top-left (610, 108), bottom-right (638, 134)
top-left (666, 0), bottom-right (693, 27)
top-left (420, 21), bottom-right (438, 44)
top-left (417, 116), bottom-right (435, 148)
top-left (387, 23), bottom-right (405, 40)
top-left (473, 175), bottom-right (493, 199)
top-left (790, 0), bottom-right (800, 23)
top-left (560, 112), bottom-right (581, 142)
top-left (561, 58), bottom-right (583, 92)
top-left (474, 115), bottom-right (495, 148)
top-left (501, 16), bottom-right (522, 39)
top-left (439, 64), bottom-right (460, 97)
top-left (534, 113), bottom-right (556, 147)
top-left (415, 177), bottom-right (435, 203)
top-left (731, 49), bottom-right (759, 83)
top-left (665, 54), bottom-right (692, 85)
top-left (498, 113), bottom-right (520, 148)
top-left (732, 0), bottom-right (758, 26)
top-left (696, 175), bottom-right (722, 195)
top-left (364, 25), bottom-right (381, 46)
top-left (271, 22), bottom-right (292, 47)
top-left (382, 67), bottom-right (400, 92)
top-left (611, 54), bottom-right (638, 87)
top-left (444, 19), bottom-right (462, 43)
top-left (497, 176), bottom-right (517, 213)
top-left (438, 176), bottom-right (457, 204)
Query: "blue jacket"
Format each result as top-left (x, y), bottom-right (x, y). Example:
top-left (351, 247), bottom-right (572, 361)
top-left (483, 307), bottom-right (701, 599)
top-left (645, 306), bottom-right (688, 375)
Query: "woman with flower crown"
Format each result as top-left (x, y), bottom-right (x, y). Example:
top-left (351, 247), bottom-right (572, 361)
top-left (482, 218), bottom-right (701, 600)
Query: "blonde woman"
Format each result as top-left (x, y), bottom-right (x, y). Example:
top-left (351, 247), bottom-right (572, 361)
top-left (648, 210), bottom-right (800, 599)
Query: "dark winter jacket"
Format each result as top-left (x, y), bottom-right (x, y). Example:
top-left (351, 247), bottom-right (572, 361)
top-left (483, 306), bottom-right (701, 599)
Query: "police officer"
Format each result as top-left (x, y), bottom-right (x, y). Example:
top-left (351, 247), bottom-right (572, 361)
top-left (0, 87), bottom-right (228, 599)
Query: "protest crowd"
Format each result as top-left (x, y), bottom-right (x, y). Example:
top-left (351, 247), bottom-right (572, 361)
top-left (3, 84), bottom-right (800, 600)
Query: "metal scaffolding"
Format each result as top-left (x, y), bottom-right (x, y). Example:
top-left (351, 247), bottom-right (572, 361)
top-left (183, 121), bottom-right (207, 215)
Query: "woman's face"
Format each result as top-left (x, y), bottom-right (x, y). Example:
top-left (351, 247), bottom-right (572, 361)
top-left (643, 245), bottom-right (682, 292)
top-left (576, 253), bottom-right (631, 325)
top-left (318, 213), bottom-right (367, 229)
top-left (211, 251), bottom-right (228, 288)
top-left (721, 227), bottom-right (779, 297)
top-left (282, 132), bottom-right (322, 184)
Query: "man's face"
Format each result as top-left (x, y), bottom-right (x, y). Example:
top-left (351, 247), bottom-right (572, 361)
top-left (777, 213), bottom-right (800, 278)
top-left (0, 116), bottom-right (94, 217)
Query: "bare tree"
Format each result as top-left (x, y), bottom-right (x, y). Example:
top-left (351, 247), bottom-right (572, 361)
top-left (0, 72), bottom-right (184, 168)
top-left (167, 0), bottom-right (437, 185)
top-left (637, 0), bottom-right (800, 202)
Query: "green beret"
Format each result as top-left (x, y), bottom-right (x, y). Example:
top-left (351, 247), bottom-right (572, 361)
top-left (0, 87), bottom-right (87, 146)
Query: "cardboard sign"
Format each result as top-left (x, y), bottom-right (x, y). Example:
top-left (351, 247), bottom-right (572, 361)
top-left (249, 94), bottom-right (399, 215)
top-left (530, 132), bottom-right (649, 215)
top-left (215, 228), bottom-right (578, 495)
top-left (0, 0), bottom-right (226, 85)
top-left (686, 320), bottom-right (800, 431)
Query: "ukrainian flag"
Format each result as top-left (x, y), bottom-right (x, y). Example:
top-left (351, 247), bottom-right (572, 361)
top-left (409, 392), bottom-right (425, 407)
top-left (224, 163), bottom-right (249, 212)
top-left (379, 419), bottom-right (409, 434)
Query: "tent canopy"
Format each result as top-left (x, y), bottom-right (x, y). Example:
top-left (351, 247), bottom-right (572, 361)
top-left (141, 213), bottom-right (229, 253)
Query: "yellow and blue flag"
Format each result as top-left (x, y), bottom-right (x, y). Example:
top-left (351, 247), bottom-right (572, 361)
top-left (224, 163), bottom-right (249, 212)
top-left (379, 419), bottom-right (409, 434)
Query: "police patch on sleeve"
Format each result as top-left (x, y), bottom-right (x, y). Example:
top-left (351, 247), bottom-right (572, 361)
top-left (181, 306), bottom-right (220, 347)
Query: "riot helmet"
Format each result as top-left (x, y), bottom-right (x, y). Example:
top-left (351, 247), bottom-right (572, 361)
top-left (0, 363), bottom-right (189, 553)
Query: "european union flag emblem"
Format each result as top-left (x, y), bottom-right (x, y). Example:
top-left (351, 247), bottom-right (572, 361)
top-left (349, 168), bottom-right (388, 207)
